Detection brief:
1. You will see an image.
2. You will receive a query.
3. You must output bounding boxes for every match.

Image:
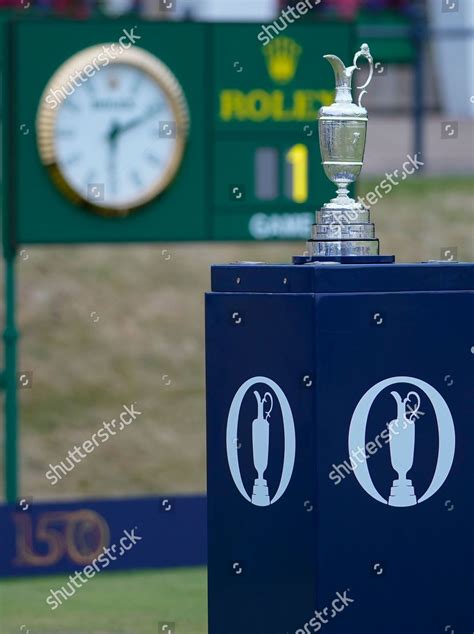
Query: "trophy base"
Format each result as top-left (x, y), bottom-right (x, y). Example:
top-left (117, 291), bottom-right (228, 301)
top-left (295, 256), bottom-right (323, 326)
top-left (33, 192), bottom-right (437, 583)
top-left (388, 479), bottom-right (417, 507)
top-left (293, 254), bottom-right (395, 265)
top-left (307, 192), bottom-right (383, 258)
top-left (252, 479), bottom-right (270, 507)
top-left (306, 238), bottom-right (380, 258)
top-left (313, 224), bottom-right (376, 241)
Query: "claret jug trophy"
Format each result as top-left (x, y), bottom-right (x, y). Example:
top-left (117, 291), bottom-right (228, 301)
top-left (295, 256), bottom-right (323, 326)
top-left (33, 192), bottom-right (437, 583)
top-left (307, 43), bottom-right (379, 258)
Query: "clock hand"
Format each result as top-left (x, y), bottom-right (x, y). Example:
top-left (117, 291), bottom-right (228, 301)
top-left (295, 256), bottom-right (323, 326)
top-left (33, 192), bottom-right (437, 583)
top-left (107, 121), bottom-right (120, 196)
top-left (113, 103), bottom-right (165, 138)
top-left (108, 121), bottom-right (121, 144)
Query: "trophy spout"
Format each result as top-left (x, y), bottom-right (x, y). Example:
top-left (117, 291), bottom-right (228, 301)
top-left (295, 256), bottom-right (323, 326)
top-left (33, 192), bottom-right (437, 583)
top-left (323, 54), bottom-right (348, 84)
top-left (254, 390), bottom-right (264, 420)
top-left (323, 54), bottom-right (353, 104)
top-left (390, 390), bottom-right (405, 417)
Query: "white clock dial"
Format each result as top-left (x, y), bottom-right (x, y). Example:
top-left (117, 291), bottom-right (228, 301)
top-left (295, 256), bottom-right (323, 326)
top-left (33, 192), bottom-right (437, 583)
top-left (37, 46), bottom-right (189, 216)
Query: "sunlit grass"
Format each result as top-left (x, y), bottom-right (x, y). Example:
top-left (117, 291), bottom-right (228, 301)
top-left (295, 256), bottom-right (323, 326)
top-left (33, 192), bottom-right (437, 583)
top-left (0, 567), bottom-right (207, 634)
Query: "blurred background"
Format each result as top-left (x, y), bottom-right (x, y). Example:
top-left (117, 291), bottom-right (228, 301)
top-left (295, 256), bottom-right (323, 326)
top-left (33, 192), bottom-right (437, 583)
top-left (0, 1), bottom-right (472, 632)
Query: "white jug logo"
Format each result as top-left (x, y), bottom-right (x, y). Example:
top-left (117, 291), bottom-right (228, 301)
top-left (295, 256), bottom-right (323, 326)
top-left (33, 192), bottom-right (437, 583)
top-left (349, 376), bottom-right (456, 507)
top-left (226, 377), bottom-right (296, 507)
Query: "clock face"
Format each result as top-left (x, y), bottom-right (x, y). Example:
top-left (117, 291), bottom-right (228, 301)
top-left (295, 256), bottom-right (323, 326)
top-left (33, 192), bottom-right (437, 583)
top-left (37, 46), bottom-right (189, 216)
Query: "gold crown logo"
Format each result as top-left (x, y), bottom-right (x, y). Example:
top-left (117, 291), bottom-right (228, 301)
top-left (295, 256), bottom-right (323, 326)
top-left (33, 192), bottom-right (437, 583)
top-left (263, 37), bottom-right (302, 85)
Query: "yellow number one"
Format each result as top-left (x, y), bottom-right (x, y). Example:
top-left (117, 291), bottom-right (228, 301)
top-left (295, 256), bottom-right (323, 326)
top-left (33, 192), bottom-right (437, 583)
top-left (286, 144), bottom-right (308, 203)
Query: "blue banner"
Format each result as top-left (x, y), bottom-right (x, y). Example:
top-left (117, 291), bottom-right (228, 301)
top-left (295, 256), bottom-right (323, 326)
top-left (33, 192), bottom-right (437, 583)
top-left (0, 495), bottom-right (206, 577)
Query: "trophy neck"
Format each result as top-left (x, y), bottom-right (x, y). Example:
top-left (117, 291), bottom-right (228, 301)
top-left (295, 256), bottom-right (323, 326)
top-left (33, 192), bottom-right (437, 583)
top-left (328, 184), bottom-right (355, 209)
top-left (335, 86), bottom-right (354, 104)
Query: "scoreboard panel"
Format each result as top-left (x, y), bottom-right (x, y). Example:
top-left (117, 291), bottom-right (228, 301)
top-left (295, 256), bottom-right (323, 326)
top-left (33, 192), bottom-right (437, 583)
top-left (2, 19), bottom-right (353, 246)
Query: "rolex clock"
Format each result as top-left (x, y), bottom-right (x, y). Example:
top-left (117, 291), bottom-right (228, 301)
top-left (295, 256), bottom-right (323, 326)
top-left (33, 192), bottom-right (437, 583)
top-left (36, 45), bottom-right (189, 217)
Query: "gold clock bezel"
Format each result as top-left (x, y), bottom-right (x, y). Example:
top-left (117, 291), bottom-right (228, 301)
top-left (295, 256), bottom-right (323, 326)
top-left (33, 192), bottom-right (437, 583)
top-left (36, 44), bottom-right (190, 218)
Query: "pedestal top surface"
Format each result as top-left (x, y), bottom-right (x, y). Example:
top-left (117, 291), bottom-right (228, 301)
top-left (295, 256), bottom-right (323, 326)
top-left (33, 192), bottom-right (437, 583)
top-left (210, 261), bottom-right (474, 294)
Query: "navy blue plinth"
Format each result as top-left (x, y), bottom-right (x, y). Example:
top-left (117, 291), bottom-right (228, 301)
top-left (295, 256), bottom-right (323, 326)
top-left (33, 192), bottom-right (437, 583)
top-left (206, 261), bottom-right (473, 634)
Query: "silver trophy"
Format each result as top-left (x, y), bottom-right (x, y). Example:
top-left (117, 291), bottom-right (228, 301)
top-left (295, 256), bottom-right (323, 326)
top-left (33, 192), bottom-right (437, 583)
top-left (308, 43), bottom-right (379, 258)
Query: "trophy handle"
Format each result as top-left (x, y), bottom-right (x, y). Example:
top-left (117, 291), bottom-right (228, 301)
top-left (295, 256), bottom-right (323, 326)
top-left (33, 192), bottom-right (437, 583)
top-left (351, 43), bottom-right (374, 108)
top-left (404, 391), bottom-right (421, 423)
top-left (262, 392), bottom-right (273, 421)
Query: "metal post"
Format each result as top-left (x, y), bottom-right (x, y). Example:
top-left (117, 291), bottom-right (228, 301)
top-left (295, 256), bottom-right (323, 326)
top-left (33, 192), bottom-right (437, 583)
top-left (3, 250), bottom-right (19, 503)
top-left (413, 2), bottom-right (426, 172)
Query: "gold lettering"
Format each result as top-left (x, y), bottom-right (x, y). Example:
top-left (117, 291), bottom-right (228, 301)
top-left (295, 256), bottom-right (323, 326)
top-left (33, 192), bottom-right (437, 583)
top-left (246, 90), bottom-right (272, 122)
top-left (219, 90), bottom-right (247, 121)
top-left (218, 89), bottom-right (336, 122)
top-left (291, 90), bottom-right (308, 121)
top-left (272, 90), bottom-right (294, 122)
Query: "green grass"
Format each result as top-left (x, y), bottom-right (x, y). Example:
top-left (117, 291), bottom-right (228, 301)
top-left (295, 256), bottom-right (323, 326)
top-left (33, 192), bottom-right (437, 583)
top-left (0, 567), bottom-right (207, 634)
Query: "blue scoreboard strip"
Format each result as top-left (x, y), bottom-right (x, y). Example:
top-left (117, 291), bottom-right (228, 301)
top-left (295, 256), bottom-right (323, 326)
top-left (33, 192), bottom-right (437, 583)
top-left (0, 495), bottom-right (206, 577)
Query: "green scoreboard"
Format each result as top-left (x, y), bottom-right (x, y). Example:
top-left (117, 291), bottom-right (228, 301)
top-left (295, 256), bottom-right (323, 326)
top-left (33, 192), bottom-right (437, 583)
top-left (2, 19), bottom-right (353, 247)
